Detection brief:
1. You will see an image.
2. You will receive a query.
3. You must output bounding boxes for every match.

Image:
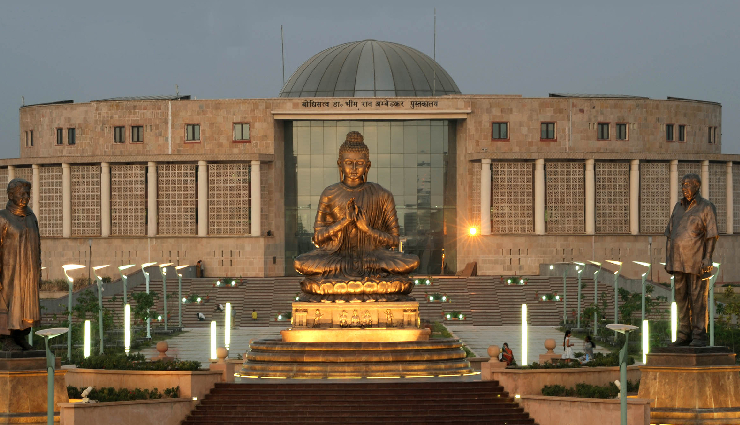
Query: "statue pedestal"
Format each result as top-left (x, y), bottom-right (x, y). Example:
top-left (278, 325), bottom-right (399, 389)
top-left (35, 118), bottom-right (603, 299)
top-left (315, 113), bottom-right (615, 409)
top-left (291, 301), bottom-right (420, 330)
top-left (0, 353), bottom-right (67, 424)
top-left (638, 346), bottom-right (740, 424)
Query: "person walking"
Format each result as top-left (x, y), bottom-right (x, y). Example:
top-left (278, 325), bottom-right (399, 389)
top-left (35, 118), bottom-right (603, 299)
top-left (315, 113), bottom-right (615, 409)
top-left (562, 330), bottom-right (575, 362)
top-left (583, 335), bottom-right (594, 361)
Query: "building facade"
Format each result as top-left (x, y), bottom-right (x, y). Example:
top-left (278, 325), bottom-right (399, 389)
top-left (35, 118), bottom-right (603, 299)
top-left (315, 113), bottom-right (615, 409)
top-left (4, 40), bottom-right (738, 282)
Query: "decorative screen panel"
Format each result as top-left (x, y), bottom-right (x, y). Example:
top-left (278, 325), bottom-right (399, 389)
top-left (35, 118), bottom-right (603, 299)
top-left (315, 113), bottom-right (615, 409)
top-left (208, 163), bottom-right (251, 235)
top-left (38, 166), bottom-right (63, 237)
top-left (595, 162), bottom-right (629, 234)
top-left (71, 165), bottom-right (101, 236)
top-left (0, 169), bottom-right (7, 187)
top-left (709, 163), bottom-right (727, 233)
top-left (734, 164), bottom-right (740, 234)
top-left (157, 164), bottom-right (196, 236)
top-left (470, 164), bottom-right (481, 228)
top-left (111, 165), bottom-right (146, 236)
top-left (490, 162), bottom-right (533, 234)
top-left (546, 162), bottom-right (585, 234)
top-left (14, 167), bottom-right (32, 183)
top-left (677, 162), bottom-right (701, 201)
top-left (640, 162), bottom-right (670, 234)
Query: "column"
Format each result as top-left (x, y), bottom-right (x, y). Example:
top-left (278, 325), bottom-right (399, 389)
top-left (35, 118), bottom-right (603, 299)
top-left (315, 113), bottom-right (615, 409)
top-left (197, 160), bottom-right (208, 237)
top-left (101, 162), bottom-right (111, 237)
top-left (251, 160), bottom-right (261, 237)
top-left (629, 159), bottom-right (639, 235)
top-left (585, 159), bottom-right (595, 235)
top-left (480, 159), bottom-right (491, 236)
top-left (147, 162), bottom-right (157, 237)
top-left (7, 165), bottom-right (15, 181)
top-left (62, 163), bottom-right (71, 238)
top-left (727, 162), bottom-right (734, 235)
top-left (535, 159), bottom-right (545, 235)
top-left (31, 164), bottom-right (40, 217)
top-left (701, 160), bottom-right (710, 200)
top-left (669, 160), bottom-right (678, 209)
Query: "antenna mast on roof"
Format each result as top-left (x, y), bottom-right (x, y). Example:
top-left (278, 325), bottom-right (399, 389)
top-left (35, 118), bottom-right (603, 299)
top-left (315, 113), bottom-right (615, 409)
top-left (433, 8), bottom-right (436, 97)
top-left (281, 25), bottom-right (286, 88)
top-left (176, 84), bottom-right (179, 97)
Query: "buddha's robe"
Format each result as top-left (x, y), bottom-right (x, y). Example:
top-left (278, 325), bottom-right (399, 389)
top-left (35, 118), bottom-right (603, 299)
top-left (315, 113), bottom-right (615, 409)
top-left (0, 204), bottom-right (41, 334)
top-left (294, 182), bottom-right (419, 281)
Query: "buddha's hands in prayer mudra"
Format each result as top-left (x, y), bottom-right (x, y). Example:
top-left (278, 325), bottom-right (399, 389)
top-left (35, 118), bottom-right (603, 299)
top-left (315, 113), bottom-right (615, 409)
top-left (345, 198), bottom-right (371, 234)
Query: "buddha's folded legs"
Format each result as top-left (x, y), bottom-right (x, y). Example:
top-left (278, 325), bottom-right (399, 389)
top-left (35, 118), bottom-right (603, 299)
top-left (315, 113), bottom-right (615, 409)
top-left (295, 249), bottom-right (419, 278)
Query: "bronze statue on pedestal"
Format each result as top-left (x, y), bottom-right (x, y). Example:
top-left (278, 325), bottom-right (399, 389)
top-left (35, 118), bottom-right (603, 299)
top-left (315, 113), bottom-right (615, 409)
top-left (664, 173), bottom-right (718, 347)
top-left (294, 131), bottom-right (420, 302)
top-left (0, 179), bottom-right (41, 351)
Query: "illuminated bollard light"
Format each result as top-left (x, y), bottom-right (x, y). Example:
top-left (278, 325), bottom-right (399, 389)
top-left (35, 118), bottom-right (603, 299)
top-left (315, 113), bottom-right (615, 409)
top-left (124, 304), bottom-right (131, 354)
top-left (211, 321), bottom-right (217, 360)
top-left (671, 302), bottom-right (677, 342)
top-left (521, 304), bottom-right (528, 366)
top-left (642, 319), bottom-right (649, 364)
top-left (83, 320), bottom-right (91, 358)
top-left (225, 303), bottom-right (232, 350)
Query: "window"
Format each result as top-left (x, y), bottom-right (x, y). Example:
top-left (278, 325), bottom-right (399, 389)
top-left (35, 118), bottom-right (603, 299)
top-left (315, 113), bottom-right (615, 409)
top-left (186, 124), bottom-right (200, 142)
top-left (132, 126), bottom-right (144, 143)
top-left (56, 128), bottom-right (63, 145)
top-left (541, 122), bottom-right (555, 140)
top-left (678, 125), bottom-right (685, 142)
top-left (666, 124), bottom-right (674, 142)
top-left (616, 123), bottom-right (628, 140)
top-left (491, 122), bottom-right (508, 140)
top-left (68, 128), bottom-right (76, 145)
top-left (708, 126), bottom-right (717, 144)
top-left (233, 123), bottom-right (250, 142)
top-left (708, 127), bottom-right (713, 143)
top-left (597, 123), bottom-right (610, 140)
top-left (114, 126), bottom-right (125, 143)
top-left (25, 130), bottom-right (33, 147)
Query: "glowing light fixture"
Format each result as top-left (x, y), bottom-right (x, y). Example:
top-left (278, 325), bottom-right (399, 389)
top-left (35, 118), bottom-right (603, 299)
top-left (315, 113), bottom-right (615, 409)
top-left (117, 264), bottom-right (135, 304)
top-left (175, 265), bottom-right (187, 329)
top-left (62, 264), bottom-right (85, 360)
top-left (141, 262), bottom-right (157, 339)
top-left (642, 319), bottom-right (649, 364)
top-left (521, 304), bottom-right (528, 366)
top-left (225, 302), bottom-right (231, 350)
top-left (83, 320), bottom-right (91, 358)
top-left (574, 262), bottom-right (585, 328)
top-left (210, 321), bottom-right (217, 360)
top-left (589, 261), bottom-right (602, 336)
top-left (469, 227), bottom-right (477, 236)
top-left (671, 302), bottom-right (677, 342)
top-left (35, 327), bottom-right (68, 425)
top-left (633, 261), bottom-right (651, 362)
top-left (606, 260), bottom-right (623, 339)
top-left (92, 265), bottom-right (109, 354)
top-left (124, 304), bottom-right (131, 354)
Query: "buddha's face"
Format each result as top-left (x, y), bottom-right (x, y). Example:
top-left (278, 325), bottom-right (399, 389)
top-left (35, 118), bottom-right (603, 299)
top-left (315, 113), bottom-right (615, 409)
top-left (8, 186), bottom-right (30, 207)
top-left (338, 151), bottom-right (370, 187)
top-left (681, 178), bottom-right (700, 201)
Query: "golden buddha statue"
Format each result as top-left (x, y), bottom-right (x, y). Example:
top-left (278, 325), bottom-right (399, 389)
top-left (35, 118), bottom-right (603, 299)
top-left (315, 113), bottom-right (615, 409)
top-left (294, 131), bottom-right (420, 301)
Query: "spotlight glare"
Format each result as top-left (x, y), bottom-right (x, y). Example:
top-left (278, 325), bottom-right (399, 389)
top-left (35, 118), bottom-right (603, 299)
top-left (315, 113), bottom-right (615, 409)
top-left (469, 227), bottom-right (477, 236)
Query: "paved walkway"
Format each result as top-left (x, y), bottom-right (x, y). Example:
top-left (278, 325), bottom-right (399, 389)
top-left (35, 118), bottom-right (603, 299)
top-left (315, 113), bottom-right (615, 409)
top-left (138, 324), bottom-right (613, 367)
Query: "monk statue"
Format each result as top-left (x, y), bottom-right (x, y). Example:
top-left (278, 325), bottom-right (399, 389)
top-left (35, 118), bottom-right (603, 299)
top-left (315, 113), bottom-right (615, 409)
top-left (294, 131), bottom-right (420, 302)
top-left (0, 178), bottom-right (41, 351)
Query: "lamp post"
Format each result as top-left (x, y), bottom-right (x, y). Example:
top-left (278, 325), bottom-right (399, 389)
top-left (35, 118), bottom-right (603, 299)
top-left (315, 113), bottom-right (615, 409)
top-left (92, 265), bottom-right (109, 354)
top-left (709, 262), bottom-right (720, 346)
top-left (607, 324), bottom-right (639, 425)
top-left (117, 264), bottom-right (135, 304)
top-left (175, 265), bottom-right (187, 329)
top-left (141, 262), bottom-right (157, 339)
top-left (605, 260), bottom-right (623, 340)
top-left (574, 263), bottom-right (585, 329)
top-left (634, 261), bottom-right (651, 363)
top-left (62, 264), bottom-right (85, 360)
top-left (660, 262), bottom-right (678, 342)
top-left (35, 327), bottom-right (68, 425)
top-left (589, 261), bottom-right (602, 336)
top-left (159, 263), bottom-right (173, 331)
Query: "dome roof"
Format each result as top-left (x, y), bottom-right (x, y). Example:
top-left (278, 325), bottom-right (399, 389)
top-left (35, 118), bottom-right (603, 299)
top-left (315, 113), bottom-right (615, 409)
top-left (279, 40), bottom-right (461, 98)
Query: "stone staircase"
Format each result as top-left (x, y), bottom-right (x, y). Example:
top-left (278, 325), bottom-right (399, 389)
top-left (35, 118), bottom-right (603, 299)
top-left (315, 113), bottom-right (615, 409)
top-left (181, 381), bottom-right (537, 425)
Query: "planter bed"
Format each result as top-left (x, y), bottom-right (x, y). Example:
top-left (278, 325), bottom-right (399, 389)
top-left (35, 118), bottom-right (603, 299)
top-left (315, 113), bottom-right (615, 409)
top-left (519, 395), bottom-right (651, 425)
top-left (59, 398), bottom-right (194, 425)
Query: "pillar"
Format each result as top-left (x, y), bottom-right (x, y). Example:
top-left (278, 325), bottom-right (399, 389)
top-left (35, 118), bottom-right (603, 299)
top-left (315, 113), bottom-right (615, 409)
top-left (101, 162), bottom-right (111, 237)
top-left (147, 162), bottom-right (157, 237)
top-left (7, 165), bottom-right (15, 181)
top-left (251, 160), bottom-right (261, 237)
top-left (727, 162), bottom-right (734, 235)
top-left (31, 164), bottom-right (40, 216)
top-left (669, 160), bottom-right (678, 209)
top-left (585, 159), bottom-right (595, 235)
top-left (629, 159), bottom-right (639, 235)
top-left (535, 159), bottom-right (545, 235)
top-left (198, 160), bottom-right (208, 237)
top-left (480, 159), bottom-right (491, 235)
top-left (62, 163), bottom-right (71, 238)
top-left (701, 160), bottom-right (710, 200)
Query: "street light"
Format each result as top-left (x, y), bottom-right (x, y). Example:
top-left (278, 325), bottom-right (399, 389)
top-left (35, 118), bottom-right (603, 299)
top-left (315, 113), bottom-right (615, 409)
top-left (709, 262), bottom-right (721, 346)
top-left (62, 264), bottom-right (85, 360)
top-left (607, 323), bottom-right (639, 425)
top-left (633, 261), bottom-right (651, 363)
top-left (574, 262), bottom-right (585, 328)
top-left (140, 262), bottom-right (157, 339)
top-left (35, 327), bottom-right (68, 425)
top-left (117, 264), bottom-right (136, 304)
top-left (605, 260), bottom-right (623, 340)
top-left (175, 266), bottom-right (187, 329)
top-left (92, 265), bottom-right (109, 354)
top-left (521, 304), bottom-right (528, 366)
top-left (159, 263), bottom-right (173, 331)
top-left (589, 261), bottom-right (602, 336)
top-left (225, 302), bottom-right (232, 350)
top-left (660, 262), bottom-right (677, 342)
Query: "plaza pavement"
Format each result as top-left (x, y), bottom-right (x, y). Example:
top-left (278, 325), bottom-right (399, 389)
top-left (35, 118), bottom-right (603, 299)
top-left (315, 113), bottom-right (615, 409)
top-left (138, 324), bottom-right (611, 367)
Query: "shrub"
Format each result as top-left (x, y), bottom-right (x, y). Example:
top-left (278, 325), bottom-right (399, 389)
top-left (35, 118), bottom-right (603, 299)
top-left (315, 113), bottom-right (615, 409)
top-left (542, 381), bottom-right (639, 398)
top-left (76, 353), bottom-right (202, 371)
top-left (68, 386), bottom-right (180, 402)
top-left (521, 352), bottom-right (634, 369)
